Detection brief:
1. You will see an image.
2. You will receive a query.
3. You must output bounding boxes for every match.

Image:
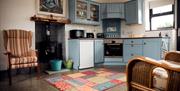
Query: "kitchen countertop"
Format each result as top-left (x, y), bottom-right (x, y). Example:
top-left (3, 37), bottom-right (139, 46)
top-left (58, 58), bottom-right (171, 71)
top-left (68, 37), bottom-right (170, 40)
top-left (68, 38), bottom-right (104, 40)
top-left (109, 37), bottom-right (170, 39)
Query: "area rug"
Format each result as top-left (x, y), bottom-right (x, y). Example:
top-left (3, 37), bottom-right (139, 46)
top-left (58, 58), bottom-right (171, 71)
top-left (46, 68), bottom-right (127, 91)
top-left (45, 69), bottom-right (71, 75)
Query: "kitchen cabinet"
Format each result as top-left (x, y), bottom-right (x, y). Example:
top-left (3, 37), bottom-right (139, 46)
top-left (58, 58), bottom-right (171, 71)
top-left (123, 38), bottom-right (169, 62)
top-left (100, 3), bottom-right (125, 19)
top-left (94, 39), bottom-right (104, 64)
top-left (123, 39), bottom-right (143, 62)
top-left (69, 0), bottom-right (100, 25)
top-left (125, 0), bottom-right (144, 24)
top-left (143, 39), bottom-right (161, 60)
top-left (68, 39), bottom-right (94, 70)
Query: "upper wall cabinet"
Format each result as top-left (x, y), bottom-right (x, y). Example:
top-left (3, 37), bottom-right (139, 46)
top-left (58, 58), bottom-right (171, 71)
top-left (100, 3), bottom-right (125, 19)
top-left (125, 0), bottom-right (144, 24)
top-left (69, 0), bottom-right (100, 25)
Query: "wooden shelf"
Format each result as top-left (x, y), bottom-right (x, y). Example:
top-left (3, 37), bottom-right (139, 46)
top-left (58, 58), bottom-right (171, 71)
top-left (30, 15), bottom-right (71, 24)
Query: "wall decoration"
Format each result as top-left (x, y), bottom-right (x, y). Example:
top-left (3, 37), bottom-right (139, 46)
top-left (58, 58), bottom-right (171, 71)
top-left (36, 0), bottom-right (66, 17)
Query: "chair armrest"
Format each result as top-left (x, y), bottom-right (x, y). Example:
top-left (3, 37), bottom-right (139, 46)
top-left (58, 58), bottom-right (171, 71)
top-left (127, 56), bottom-right (180, 91)
top-left (164, 51), bottom-right (180, 62)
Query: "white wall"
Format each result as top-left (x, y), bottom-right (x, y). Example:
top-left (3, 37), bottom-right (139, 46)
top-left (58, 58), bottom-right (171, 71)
top-left (121, 20), bottom-right (145, 37)
top-left (0, 0), bottom-right (36, 70)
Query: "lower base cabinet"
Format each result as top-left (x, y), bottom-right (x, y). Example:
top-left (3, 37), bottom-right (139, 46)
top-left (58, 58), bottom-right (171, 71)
top-left (123, 38), bottom-right (169, 62)
top-left (94, 39), bottom-right (104, 64)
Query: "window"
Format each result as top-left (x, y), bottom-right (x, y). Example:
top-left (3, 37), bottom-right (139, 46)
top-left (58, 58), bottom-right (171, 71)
top-left (150, 4), bottom-right (174, 30)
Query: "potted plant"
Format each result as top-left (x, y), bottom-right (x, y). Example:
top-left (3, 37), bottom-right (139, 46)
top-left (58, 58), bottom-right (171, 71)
top-left (64, 59), bottom-right (73, 69)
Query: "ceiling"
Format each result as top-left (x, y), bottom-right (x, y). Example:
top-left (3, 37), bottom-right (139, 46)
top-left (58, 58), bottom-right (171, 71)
top-left (92, 0), bottom-right (130, 3)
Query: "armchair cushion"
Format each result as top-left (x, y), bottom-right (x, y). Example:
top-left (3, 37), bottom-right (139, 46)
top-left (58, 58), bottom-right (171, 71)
top-left (153, 67), bottom-right (168, 90)
top-left (10, 56), bottom-right (37, 65)
top-left (11, 63), bottom-right (38, 69)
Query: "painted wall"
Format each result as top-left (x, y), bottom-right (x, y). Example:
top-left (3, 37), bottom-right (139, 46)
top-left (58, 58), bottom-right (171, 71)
top-left (0, 0), bottom-right (36, 70)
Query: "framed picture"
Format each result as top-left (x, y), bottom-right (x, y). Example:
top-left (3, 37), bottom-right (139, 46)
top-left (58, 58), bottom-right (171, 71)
top-left (36, 0), bottom-right (67, 17)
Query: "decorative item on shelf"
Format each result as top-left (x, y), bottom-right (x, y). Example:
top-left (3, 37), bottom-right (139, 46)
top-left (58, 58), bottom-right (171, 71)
top-left (50, 14), bottom-right (53, 19)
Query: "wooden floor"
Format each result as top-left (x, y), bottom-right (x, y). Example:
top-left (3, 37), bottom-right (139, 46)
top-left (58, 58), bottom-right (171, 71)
top-left (0, 65), bottom-right (126, 91)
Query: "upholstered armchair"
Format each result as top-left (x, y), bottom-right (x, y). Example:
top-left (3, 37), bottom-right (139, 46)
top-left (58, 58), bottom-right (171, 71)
top-left (3, 29), bottom-right (40, 85)
top-left (126, 52), bottom-right (180, 91)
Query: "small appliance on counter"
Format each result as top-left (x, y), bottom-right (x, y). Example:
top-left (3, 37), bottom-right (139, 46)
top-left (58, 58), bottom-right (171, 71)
top-left (96, 33), bottom-right (104, 38)
top-left (69, 30), bottom-right (85, 39)
top-left (86, 33), bottom-right (94, 38)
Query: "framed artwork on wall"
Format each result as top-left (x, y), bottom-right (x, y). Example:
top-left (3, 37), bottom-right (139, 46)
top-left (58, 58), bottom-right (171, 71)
top-left (36, 0), bottom-right (67, 17)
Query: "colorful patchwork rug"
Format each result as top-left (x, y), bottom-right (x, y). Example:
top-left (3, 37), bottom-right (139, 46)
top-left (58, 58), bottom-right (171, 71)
top-left (46, 69), bottom-right (126, 91)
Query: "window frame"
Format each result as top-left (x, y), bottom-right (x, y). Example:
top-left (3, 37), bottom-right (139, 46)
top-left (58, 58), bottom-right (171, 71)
top-left (149, 4), bottom-right (174, 31)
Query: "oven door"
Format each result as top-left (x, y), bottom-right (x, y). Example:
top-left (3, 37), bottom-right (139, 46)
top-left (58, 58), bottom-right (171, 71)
top-left (104, 43), bottom-right (123, 57)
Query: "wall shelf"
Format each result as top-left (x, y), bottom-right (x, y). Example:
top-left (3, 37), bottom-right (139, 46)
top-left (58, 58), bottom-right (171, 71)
top-left (30, 15), bottom-right (71, 24)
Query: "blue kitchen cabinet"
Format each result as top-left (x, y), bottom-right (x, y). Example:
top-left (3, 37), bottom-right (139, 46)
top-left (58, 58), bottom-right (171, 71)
top-left (94, 39), bottom-right (104, 64)
top-left (123, 38), bottom-right (169, 62)
top-left (69, 0), bottom-right (100, 25)
top-left (125, 0), bottom-right (144, 24)
top-left (100, 3), bottom-right (125, 19)
top-left (123, 39), bottom-right (143, 62)
top-left (143, 39), bottom-right (161, 60)
top-left (143, 38), bottom-right (170, 60)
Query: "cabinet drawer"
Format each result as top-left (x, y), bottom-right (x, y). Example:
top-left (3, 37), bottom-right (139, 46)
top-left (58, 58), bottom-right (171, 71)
top-left (124, 39), bottom-right (143, 45)
top-left (123, 44), bottom-right (143, 62)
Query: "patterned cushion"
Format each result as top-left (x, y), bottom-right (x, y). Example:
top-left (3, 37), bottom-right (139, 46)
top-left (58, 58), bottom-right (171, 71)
top-left (152, 67), bottom-right (168, 90)
top-left (10, 56), bottom-right (37, 65)
top-left (10, 56), bottom-right (38, 69)
top-left (11, 63), bottom-right (38, 69)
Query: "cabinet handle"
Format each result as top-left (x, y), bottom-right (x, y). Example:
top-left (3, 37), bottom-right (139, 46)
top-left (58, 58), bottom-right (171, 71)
top-left (144, 42), bottom-right (146, 45)
top-left (131, 44), bottom-right (134, 47)
top-left (131, 41), bottom-right (134, 43)
top-left (131, 54), bottom-right (134, 56)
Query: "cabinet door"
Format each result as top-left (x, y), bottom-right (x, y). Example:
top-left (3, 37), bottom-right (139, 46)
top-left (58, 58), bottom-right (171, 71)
top-left (123, 44), bottom-right (143, 62)
top-left (143, 39), bottom-right (161, 60)
top-left (106, 3), bottom-right (125, 19)
top-left (79, 40), bottom-right (94, 69)
top-left (89, 2), bottom-right (100, 22)
top-left (125, 0), bottom-right (143, 24)
top-left (94, 40), bottom-right (104, 63)
top-left (76, 0), bottom-right (88, 21)
top-left (68, 40), bottom-right (80, 70)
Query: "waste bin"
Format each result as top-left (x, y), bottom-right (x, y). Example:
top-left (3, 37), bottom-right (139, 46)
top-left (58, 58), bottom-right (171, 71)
top-left (50, 60), bottom-right (62, 71)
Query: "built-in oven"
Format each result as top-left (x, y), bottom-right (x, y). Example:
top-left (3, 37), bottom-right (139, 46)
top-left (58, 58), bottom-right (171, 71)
top-left (104, 39), bottom-right (123, 57)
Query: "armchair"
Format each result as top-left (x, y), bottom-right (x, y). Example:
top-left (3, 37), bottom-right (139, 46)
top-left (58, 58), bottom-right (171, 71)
top-left (3, 29), bottom-right (40, 85)
top-left (127, 52), bottom-right (180, 91)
